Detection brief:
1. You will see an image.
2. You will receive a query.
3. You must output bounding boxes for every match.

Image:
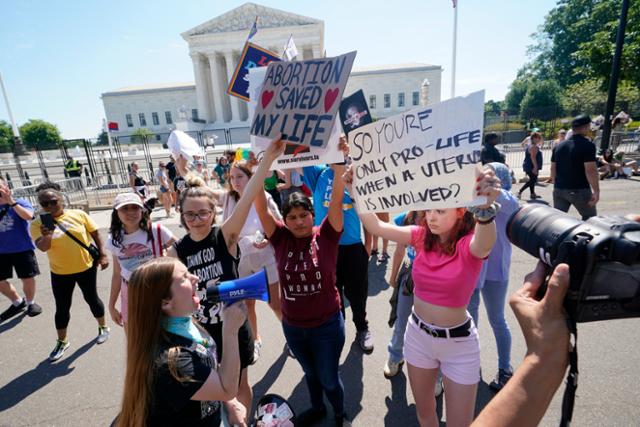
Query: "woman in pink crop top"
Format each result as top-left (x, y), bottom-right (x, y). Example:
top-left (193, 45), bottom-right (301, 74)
top-left (345, 166), bottom-right (501, 427)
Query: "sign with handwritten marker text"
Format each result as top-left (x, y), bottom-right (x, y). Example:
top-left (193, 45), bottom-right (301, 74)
top-left (247, 67), bottom-right (343, 169)
top-left (349, 91), bottom-right (486, 213)
top-left (250, 51), bottom-right (357, 149)
top-left (227, 42), bottom-right (280, 101)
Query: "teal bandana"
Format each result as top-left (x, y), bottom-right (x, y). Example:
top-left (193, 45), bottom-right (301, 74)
top-left (162, 316), bottom-right (212, 348)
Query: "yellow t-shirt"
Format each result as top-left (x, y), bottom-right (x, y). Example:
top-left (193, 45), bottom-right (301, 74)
top-left (31, 209), bottom-right (98, 275)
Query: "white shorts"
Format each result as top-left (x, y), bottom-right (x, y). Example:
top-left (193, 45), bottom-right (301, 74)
top-left (404, 311), bottom-right (481, 385)
top-left (238, 246), bottom-right (279, 285)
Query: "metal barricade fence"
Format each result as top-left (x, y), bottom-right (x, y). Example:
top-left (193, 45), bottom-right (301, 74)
top-left (12, 177), bottom-right (89, 212)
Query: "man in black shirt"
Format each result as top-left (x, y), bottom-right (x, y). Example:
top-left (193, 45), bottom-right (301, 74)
top-left (550, 115), bottom-right (599, 219)
top-left (480, 133), bottom-right (506, 165)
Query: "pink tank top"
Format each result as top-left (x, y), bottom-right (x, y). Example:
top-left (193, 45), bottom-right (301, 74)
top-left (410, 226), bottom-right (484, 307)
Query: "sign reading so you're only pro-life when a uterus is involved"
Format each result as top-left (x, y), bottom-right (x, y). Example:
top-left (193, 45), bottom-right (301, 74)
top-left (250, 51), bottom-right (357, 149)
top-left (349, 90), bottom-right (486, 214)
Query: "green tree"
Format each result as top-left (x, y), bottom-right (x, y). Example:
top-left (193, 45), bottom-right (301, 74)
top-left (97, 130), bottom-right (109, 145)
top-left (131, 128), bottom-right (152, 144)
top-left (563, 78), bottom-right (640, 115)
top-left (520, 80), bottom-right (565, 121)
top-left (526, 0), bottom-right (640, 89)
top-left (0, 120), bottom-right (13, 152)
top-left (504, 77), bottom-right (531, 115)
top-left (484, 100), bottom-right (504, 115)
top-left (19, 119), bottom-right (62, 150)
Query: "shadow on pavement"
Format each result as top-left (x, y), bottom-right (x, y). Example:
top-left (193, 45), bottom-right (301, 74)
top-left (367, 257), bottom-right (389, 298)
top-left (252, 349), bottom-right (288, 414)
top-left (383, 370), bottom-right (420, 426)
top-left (0, 312), bottom-right (27, 334)
top-left (0, 340), bottom-right (96, 411)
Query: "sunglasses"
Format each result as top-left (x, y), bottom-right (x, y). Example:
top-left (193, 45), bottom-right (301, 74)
top-left (40, 199), bottom-right (59, 208)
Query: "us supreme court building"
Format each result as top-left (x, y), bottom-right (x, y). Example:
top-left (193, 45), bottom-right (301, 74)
top-left (101, 3), bottom-right (442, 142)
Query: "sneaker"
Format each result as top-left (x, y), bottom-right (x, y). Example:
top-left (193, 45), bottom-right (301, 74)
top-left (356, 329), bottom-right (374, 354)
top-left (296, 406), bottom-right (327, 427)
top-left (26, 303), bottom-right (43, 317)
top-left (251, 339), bottom-right (262, 365)
top-left (383, 359), bottom-right (404, 379)
top-left (49, 339), bottom-right (70, 361)
top-left (97, 326), bottom-right (110, 344)
top-left (489, 368), bottom-right (513, 392)
top-left (0, 300), bottom-right (26, 322)
top-left (434, 375), bottom-right (444, 397)
top-left (377, 252), bottom-right (390, 263)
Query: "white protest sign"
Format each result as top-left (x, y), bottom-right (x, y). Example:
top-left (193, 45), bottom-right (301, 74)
top-left (349, 91), bottom-right (486, 213)
top-left (249, 51), bottom-right (357, 148)
top-left (248, 67), bottom-right (343, 169)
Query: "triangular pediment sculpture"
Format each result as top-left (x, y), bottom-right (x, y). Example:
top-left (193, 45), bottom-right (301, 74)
top-left (181, 2), bottom-right (321, 39)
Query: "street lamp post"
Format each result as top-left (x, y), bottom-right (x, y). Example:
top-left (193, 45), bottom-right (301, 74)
top-left (600, 0), bottom-right (630, 152)
top-left (0, 71), bottom-right (27, 186)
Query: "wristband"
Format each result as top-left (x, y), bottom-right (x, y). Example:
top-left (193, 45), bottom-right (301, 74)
top-left (467, 201), bottom-right (501, 222)
top-left (10, 202), bottom-right (18, 207)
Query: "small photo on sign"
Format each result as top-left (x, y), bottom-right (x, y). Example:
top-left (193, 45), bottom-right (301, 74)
top-left (339, 89), bottom-right (372, 134)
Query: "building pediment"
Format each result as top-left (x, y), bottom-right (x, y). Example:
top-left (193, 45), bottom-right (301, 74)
top-left (181, 2), bottom-right (321, 39)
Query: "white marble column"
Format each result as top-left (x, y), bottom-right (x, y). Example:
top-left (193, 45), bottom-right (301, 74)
top-left (207, 53), bottom-right (226, 124)
top-left (190, 53), bottom-right (212, 123)
top-left (224, 50), bottom-right (241, 123)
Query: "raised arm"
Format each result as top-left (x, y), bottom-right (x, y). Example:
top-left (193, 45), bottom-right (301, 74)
top-left (221, 138), bottom-right (284, 249)
top-left (328, 164), bottom-right (345, 232)
top-left (254, 190), bottom-right (278, 239)
top-left (469, 168), bottom-right (500, 258)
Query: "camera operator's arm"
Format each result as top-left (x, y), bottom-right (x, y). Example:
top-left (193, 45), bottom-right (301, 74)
top-left (585, 162), bottom-right (600, 207)
top-left (472, 263), bottom-right (570, 427)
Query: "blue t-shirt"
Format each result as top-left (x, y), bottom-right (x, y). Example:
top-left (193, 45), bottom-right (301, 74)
top-left (393, 212), bottom-right (416, 261)
top-left (302, 165), bottom-right (362, 245)
top-left (0, 199), bottom-right (36, 254)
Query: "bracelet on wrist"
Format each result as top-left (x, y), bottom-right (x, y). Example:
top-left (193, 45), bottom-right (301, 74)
top-left (10, 202), bottom-right (18, 207)
top-left (467, 201), bottom-right (501, 223)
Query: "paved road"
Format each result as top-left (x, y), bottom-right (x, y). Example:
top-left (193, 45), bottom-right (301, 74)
top-left (1, 178), bottom-right (639, 426)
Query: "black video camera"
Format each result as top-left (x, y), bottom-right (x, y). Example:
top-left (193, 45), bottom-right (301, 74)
top-left (508, 204), bottom-right (640, 323)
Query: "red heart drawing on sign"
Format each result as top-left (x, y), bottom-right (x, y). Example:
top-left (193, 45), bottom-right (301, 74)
top-left (261, 90), bottom-right (275, 108)
top-left (324, 88), bottom-right (339, 113)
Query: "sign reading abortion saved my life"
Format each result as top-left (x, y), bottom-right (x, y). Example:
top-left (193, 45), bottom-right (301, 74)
top-left (247, 66), bottom-right (344, 169)
top-left (250, 51), bottom-right (357, 149)
top-left (349, 91), bottom-right (486, 213)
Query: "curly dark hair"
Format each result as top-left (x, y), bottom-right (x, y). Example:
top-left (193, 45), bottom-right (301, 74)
top-left (35, 181), bottom-right (62, 194)
top-left (109, 206), bottom-right (153, 249)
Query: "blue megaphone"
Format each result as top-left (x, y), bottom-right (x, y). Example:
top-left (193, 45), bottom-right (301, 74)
top-left (206, 268), bottom-right (270, 305)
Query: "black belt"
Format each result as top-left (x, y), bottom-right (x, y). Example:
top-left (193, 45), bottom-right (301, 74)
top-left (411, 312), bottom-right (472, 338)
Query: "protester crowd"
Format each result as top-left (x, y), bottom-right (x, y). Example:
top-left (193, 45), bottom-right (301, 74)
top-left (0, 115), bottom-right (627, 427)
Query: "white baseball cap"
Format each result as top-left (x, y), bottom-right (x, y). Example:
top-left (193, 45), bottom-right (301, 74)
top-left (113, 193), bottom-right (144, 210)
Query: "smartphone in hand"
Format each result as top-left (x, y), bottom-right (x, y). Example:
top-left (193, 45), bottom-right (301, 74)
top-left (40, 213), bottom-right (55, 230)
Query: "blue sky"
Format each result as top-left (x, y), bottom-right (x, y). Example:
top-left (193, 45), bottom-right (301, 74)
top-left (0, 0), bottom-right (558, 139)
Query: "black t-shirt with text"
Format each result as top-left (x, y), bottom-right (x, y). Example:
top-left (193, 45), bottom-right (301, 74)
top-left (148, 332), bottom-right (220, 427)
top-left (551, 134), bottom-right (596, 190)
top-left (175, 226), bottom-right (239, 326)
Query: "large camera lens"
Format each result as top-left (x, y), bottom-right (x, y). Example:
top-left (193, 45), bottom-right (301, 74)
top-left (507, 204), bottom-right (583, 265)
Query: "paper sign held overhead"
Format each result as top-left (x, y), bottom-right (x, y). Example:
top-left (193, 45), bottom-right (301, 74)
top-left (247, 66), bottom-right (344, 169)
top-left (349, 91), bottom-right (486, 214)
top-left (249, 51), bottom-right (357, 149)
top-left (227, 42), bottom-right (281, 102)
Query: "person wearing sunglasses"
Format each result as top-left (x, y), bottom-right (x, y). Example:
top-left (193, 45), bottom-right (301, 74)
top-left (168, 137), bottom-right (285, 426)
top-left (30, 182), bottom-right (110, 362)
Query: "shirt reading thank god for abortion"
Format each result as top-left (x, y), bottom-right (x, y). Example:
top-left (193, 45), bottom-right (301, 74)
top-left (269, 217), bottom-right (342, 328)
